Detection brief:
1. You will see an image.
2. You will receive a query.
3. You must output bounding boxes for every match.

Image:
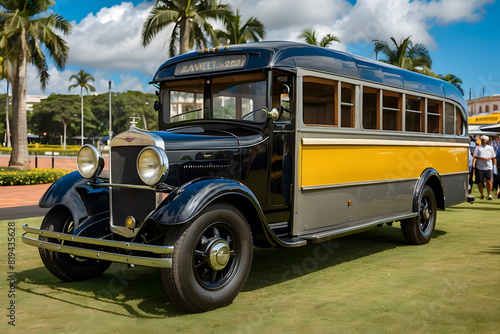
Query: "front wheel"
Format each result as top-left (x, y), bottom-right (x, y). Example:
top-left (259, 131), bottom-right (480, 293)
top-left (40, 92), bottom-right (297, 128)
top-left (401, 185), bottom-right (437, 245)
top-left (38, 207), bottom-right (111, 281)
top-left (161, 203), bottom-right (253, 312)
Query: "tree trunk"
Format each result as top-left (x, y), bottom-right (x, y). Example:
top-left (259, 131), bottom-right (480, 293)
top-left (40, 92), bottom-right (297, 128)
top-left (62, 121), bottom-right (67, 150)
top-left (9, 27), bottom-right (29, 170)
top-left (179, 17), bottom-right (190, 55)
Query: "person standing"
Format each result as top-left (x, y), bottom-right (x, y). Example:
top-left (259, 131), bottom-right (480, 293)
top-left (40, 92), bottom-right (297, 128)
top-left (473, 135), bottom-right (497, 200)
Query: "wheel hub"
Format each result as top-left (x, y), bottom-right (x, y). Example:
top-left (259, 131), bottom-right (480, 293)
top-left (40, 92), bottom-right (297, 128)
top-left (422, 205), bottom-right (430, 221)
top-left (208, 240), bottom-right (230, 271)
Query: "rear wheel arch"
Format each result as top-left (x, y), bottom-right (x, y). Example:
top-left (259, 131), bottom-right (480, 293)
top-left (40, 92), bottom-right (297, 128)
top-left (413, 169), bottom-right (445, 211)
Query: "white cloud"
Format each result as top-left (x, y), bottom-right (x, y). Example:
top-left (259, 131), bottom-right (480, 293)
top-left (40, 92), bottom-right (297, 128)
top-left (67, 1), bottom-right (163, 76)
top-left (21, 0), bottom-right (493, 96)
top-left (419, 0), bottom-right (495, 25)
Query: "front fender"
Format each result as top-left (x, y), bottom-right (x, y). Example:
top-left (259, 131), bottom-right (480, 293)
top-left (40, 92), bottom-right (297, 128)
top-left (39, 171), bottom-right (109, 229)
top-left (146, 178), bottom-right (264, 225)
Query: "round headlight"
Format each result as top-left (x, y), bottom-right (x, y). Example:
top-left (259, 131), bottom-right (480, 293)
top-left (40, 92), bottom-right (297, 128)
top-left (77, 145), bottom-right (104, 179)
top-left (137, 146), bottom-right (169, 185)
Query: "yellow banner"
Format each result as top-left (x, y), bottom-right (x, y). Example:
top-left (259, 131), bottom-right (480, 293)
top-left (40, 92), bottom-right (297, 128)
top-left (469, 112), bottom-right (500, 125)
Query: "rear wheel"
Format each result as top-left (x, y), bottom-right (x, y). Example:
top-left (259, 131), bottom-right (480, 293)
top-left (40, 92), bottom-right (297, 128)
top-left (401, 185), bottom-right (437, 245)
top-left (38, 207), bottom-right (111, 281)
top-left (161, 203), bottom-right (253, 312)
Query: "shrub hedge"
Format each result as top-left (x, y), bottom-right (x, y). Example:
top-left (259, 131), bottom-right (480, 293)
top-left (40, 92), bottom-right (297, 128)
top-left (0, 168), bottom-right (71, 186)
top-left (0, 144), bottom-right (81, 156)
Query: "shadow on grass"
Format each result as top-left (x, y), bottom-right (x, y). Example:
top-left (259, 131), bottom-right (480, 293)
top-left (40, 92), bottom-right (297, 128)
top-left (482, 246), bottom-right (500, 255)
top-left (16, 225), bottom-right (446, 318)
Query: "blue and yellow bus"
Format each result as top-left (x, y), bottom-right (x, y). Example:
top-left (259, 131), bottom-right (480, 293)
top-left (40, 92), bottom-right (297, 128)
top-left (23, 41), bottom-right (469, 312)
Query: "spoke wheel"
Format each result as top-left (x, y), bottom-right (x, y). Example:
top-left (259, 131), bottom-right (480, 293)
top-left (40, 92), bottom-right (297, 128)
top-left (39, 207), bottom-right (111, 282)
top-left (162, 203), bottom-right (253, 312)
top-left (401, 185), bottom-right (437, 245)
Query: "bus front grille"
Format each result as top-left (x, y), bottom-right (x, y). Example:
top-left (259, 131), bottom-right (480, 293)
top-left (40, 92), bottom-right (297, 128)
top-left (110, 146), bottom-right (156, 228)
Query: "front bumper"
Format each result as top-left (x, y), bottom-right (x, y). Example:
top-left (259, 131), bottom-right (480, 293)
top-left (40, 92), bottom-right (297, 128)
top-left (22, 224), bottom-right (173, 268)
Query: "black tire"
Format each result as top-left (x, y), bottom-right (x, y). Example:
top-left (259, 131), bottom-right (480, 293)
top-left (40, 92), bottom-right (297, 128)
top-left (38, 207), bottom-right (111, 282)
top-left (401, 185), bottom-right (437, 245)
top-left (161, 203), bottom-right (253, 312)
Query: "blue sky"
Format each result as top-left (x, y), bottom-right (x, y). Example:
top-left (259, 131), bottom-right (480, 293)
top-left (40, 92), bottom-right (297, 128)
top-left (3, 0), bottom-right (499, 101)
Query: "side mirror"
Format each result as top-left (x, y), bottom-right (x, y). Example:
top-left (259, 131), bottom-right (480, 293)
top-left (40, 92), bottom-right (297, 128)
top-left (154, 101), bottom-right (160, 111)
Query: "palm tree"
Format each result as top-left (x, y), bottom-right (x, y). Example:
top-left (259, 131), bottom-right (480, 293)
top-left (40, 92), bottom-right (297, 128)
top-left (299, 28), bottom-right (340, 47)
top-left (374, 36), bottom-right (432, 71)
top-left (439, 74), bottom-right (464, 95)
top-left (0, 0), bottom-right (71, 170)
top-left (215, 9), bottom-right (265, 45)
top-left (142, 0), bottom-right (232, 57)
top-left (69, 69), bottom-right (96, 146)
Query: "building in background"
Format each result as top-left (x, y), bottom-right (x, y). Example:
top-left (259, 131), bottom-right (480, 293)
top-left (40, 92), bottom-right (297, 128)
top-left (467, 95), bottom-right (500, 115)
top-left (26, 95), bottom-right (47, 111)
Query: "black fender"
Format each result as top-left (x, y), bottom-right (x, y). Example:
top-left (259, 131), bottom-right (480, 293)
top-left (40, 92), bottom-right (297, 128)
top-left (413, 168), bottom-right (445, 211)
top-left (141, 178), bottom-right (280, 247)
top-left (39, 171), bottom-right (109, 230)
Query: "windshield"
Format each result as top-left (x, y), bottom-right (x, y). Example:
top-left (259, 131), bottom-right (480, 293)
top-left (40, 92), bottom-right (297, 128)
top-left (161, 73), bottom-right (267, 124)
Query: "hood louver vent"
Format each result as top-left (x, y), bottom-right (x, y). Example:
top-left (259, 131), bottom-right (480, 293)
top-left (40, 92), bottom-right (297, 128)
top-left (182, 160), bottom-right (232, 181)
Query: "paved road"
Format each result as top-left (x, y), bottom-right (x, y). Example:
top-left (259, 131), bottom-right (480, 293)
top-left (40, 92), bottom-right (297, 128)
top-left (0, 155), bottom-right (76, 220)
top-left (1, 154), bottom-right (110, 220)
top-left (0, 183), bottom-right (52, 220)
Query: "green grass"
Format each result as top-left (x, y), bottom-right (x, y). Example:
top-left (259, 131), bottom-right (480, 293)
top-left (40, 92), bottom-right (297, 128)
top-left (1, 195), bottom-right (499, 333)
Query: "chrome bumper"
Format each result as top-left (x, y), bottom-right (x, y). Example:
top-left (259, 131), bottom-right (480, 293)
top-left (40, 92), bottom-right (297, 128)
top-left (22, 224), bottom-right (173, 268)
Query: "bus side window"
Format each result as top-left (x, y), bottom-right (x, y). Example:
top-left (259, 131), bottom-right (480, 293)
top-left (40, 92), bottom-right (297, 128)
top-left (427, 99), bottom-right (442, 134)
top-left (445, 102), bottom-right (455, 135)
top-left (405, 95), bottom-right (424, 132)
top-left (272, 73), bottom-right (292, 121)
top-left (340, 83), bottom-right (355, 128)
top-left (363, 87), bottom-right (379, 129)
top-left (382, 90), bottom-right (402, 131)
top-left (303, 77), bottom-right (337, 126)
top-left (456, 108), bottom-right (464, 136)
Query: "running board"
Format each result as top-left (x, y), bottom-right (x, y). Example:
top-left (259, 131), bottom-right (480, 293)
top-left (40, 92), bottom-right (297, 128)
top-left (299, 212), bottom-right (417, 243)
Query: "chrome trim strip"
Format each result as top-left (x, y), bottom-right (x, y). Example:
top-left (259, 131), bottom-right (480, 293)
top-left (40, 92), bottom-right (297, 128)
top-left (302, 138), bottom-right (470, 148)
top-left (94, 182), bottom-right (155, 191)
top-left (301, 177), bottom-right (416, 191)
top-left (441, 171), bottom-right (469, 177)
top-left (23, 234), bottom-right (172, 268)
top-left (301, 171), bottom-right (469, 191)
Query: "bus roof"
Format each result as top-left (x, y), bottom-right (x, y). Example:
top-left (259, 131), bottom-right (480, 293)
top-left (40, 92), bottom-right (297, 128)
top-left (152, 41), bottom-right (467, 113)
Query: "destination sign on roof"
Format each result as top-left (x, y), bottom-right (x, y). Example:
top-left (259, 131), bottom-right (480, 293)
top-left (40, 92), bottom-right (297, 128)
top-left (174, 55), bottom-right (247, 76)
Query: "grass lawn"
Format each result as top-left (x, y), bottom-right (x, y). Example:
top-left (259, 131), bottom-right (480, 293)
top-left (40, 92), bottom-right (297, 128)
top-left (1, 195), bottom-right (499, 333)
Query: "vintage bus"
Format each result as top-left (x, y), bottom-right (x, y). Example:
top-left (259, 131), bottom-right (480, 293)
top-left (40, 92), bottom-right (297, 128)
top-left (23, 41), bottom-right (470, 312)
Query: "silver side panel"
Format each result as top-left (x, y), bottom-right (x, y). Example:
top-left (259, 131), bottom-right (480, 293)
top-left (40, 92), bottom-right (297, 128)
top-left (442, 172), bottom-right (468, 206)
top-left (294, 179), bottom-right (414, 236)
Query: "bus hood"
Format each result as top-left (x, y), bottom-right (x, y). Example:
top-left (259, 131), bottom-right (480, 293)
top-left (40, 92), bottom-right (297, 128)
top-left (141, 124), bottom-right (266, 150)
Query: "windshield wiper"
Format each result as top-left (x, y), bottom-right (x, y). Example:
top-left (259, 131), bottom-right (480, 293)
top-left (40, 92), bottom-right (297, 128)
top-left (171, 108), bottom-right (202, 121)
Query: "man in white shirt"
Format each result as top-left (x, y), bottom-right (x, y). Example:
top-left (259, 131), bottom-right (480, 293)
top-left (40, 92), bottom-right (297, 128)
top-left (473, 135), bottom-right (497, 200)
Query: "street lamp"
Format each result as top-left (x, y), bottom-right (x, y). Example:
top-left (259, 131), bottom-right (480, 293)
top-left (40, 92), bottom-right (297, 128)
top-left (143, 102), bottom-right (149, 130)
top-left (109, 81), bottom-right (112, 143)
